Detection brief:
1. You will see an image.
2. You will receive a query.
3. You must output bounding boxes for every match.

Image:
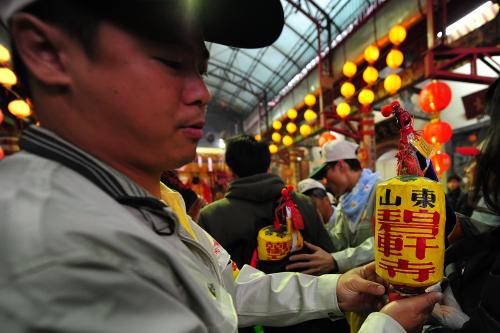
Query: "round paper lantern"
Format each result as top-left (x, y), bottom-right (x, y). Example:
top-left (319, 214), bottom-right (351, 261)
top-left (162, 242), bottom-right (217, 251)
top-left (336, 102), bottom-right (351, 118)
top-left (431, 151), bottom-right (451, 175)
top-left (363, 66), bottom-right (379, 84)
top-left (299, 124), bottom-right (312, 137)
top-left (358, 88), bottom-right (375, 106)
top-left (287, 108), bottom-right (298, 120)
top-left (419, 81), bottom-right (452, 113)
top-left (386, 49), bottom-right (404, 69)
top-left (272, 120), bottom-right (282, 130)
top-left (318, 132), bottom-right (336, 148)
top-left (282, 135), bottom-right (293, 146)
top-left (254, 134), bottom-right (261, 141)
top-left (0, 45), bottom-right (10, 63)
top-left (0, 67), bottom-right (17, 87)
top-left (304, 94), bottom-right (317, 107)
top-left (269, 144), bottom-right (278, 154)
top-left (286, 122), bottom-right (297, 134)
top-left (0, 110), bottom-right (3, 124)
top-left (8, 99), bottom-right (31, 118)
top-left (423, 120), bottom-right (453, 145)
top-left (304, 109), bottom-right (317, 123)
top-left (0, 146), bottom-right (4, 161)
top-left (272, 132), bottom-right (282, 143)
top-left (384, 73), bottom-right (402, 94)
top-left (343, 61), bottom-right (357, 78)
top-left (340, 82), bottom-right (355, 99)
top-left (364, 45), bottom-right (380, 64)
top-left (389, 25), bottom-right (407, 46)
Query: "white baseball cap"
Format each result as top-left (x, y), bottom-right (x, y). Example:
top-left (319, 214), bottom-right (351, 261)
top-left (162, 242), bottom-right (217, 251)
top-left (310, 140), bottom-right (359, 180)
top-left (297, 178), bottom-right (325, 194)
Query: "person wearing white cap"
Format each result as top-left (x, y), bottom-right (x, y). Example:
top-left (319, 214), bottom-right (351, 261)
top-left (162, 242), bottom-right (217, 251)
top-left (297, 178), bottom-right (337, 230)
top-left (0, 1), bottom-right (442, 333)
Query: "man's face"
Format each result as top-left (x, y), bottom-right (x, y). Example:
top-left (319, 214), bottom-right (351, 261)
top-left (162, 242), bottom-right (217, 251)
top-left (447, 179), bottom-right (460, 191)
top-left (69, 22), bottom-right (210, 172)
top-left (325, 161), bottom-right (350, 198)
top-left (311, 196), bottom-right (333, 223)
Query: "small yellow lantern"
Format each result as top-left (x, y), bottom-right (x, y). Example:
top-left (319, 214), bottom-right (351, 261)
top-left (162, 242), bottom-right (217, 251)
top-left (0, 67), bottom-right (17, 87)
top-left (282, 135), bottom-right (293, 146)
top-left (304, 94), bottom-right (317, 107)
top-left (272, 132), bottom-right (282, 143)
top-left (340, 82), bottom-right (355, 99)
top-left (363, 66), bottom-right (379, 85)
top-left (304, 109), bottom-right (317, 123)
top-left (286, 122), bottom-right (297, 134)
top-left (8, 99), bottom-right (32, 118)
top-left (272, 120), bottom-right (282, 130)
top-left (358, 88), bottom-right (375, 106)
top-left (364, 45), bottom-right (380, 64)
top-left (299, 124), bottom-right (312, 137)
top-left (269, 144), bottom-right (279, 154)
top-left (287, 108), bottom-right (298, 120)
top-left (0, 45), bottom-right (11, 63)
top-left (336, 102), bottom-right (351, 118)
top-left (254, 134), bottom-right (262, 141)
top-left (386, 49), bottom-right (404, 69)
top-left (389, 25), bottom-right (407, 46)
top-left (384, 74), bottom-right (402, 94)
top-left (343, 61), bottom-right (357, 78)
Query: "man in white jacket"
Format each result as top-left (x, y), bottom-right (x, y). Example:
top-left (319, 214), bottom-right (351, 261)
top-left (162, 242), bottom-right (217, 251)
top-left (0, 1), bottom-right (440, 332)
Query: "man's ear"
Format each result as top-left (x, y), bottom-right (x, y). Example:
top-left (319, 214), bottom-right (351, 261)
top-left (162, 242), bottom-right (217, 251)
top-left (9, 13), bottom-right (73, 87)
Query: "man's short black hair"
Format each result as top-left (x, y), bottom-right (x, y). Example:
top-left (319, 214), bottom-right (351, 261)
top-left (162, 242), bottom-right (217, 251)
top-left (447, 175), bottom-right (461, 183)
top-left (303, 188), bottom-right (328, 200)
top-left (328, 158), bottom-right (362, 171)
top-left (225, 135), bottom-right (270, 178)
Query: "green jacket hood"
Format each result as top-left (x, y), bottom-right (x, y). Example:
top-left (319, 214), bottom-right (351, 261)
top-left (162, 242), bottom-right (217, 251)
top-left (225, 173), bottom-right (285, 203)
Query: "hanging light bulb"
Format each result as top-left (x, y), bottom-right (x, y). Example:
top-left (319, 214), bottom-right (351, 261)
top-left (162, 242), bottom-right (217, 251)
top-left (299, 124), bottom-right (312, 137)
top-left (384, 74), bottom-right (402, 94)
top-left (336, 102), bottom-right (351, 118)
top-left (358, 88), bottom-right (375, 106)
top-left (8, 99), bottom-right (32, 118)
top-left (362, 66), bottom-right (379, 84)
top-left (269, 144), bottom-right (278, 154)
top-left (304, 109), bottom-right (317, 123)
top-left (304, 94), bottom-right (317, 107)
top-left (282, 135), bottom-right (293, 146)
top-left (0, 45), bottom-right (11, 63)
top-left (0, 67), bottom-right (17, 87)
top-left (340, 82), bottom-right (355, 99)
top-left (342, 61), bottom-right (357, 78)
top-left (272, 120), bottom-right (282, 130)
top-left (286, 122), bottom-right (297, 134)
top-left (272, 132), bottom-right (282, 143)
top-left (364, 45), bottom-right (380, 64)
top-left (389, 25), bottom-right (407, 46)
top-left (287, 108), bottom-right (298, 120)
top-left (386, 49), bottom-right (404, 69)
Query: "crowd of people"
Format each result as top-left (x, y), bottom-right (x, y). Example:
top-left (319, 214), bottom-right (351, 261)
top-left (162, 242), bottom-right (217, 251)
top-left (0, 0), bottom-right (498, 332)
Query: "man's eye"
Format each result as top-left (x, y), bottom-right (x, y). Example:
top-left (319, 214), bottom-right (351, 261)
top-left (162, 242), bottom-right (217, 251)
top-left (153, 57), bottom-right (182, 69)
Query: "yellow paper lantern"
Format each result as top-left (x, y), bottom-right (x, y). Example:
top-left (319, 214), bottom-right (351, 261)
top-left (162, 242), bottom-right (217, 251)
top-left (386, 49), bottom-right (404, 69)
top-left (358, 88), bottom-right (375, 106)
top-left (343, 61), bottom-right (357, 78)
top-left (304, 94), bottom-right (316, 107)
top-left (304, 109), bottom-right (317, 123)
top-left (8, 99), bottom-right (32, 118)
top-left (272, 132), bottom-right (282, 143)
top-left (384, 74), bottom-right (402, 94)
top-left (364, 45), bottom-right (380, 64)
top-left (0, 67), bottom-right (17, 87)
top-left (269, 144), bottom-right (279, 154)
top-left (389, 25), bottom-right (407, 46)
top-left (282, 135), bottom-right (293, 146)
top-left (254, 134), bottom-right (262, 141)
top-left (272, 120), bottom-right (282, 130)
top-left (340, 82), bottom-right (355, 99)
top-left (299, 124), bottom-right (312, 137)
top-left (0, 45), bottom-right (11, 63)
top-left (287, 108), bottom-right (298, 120)
top-left (363, 66), bottom-right (379, 85)
top-left (286, 122), bottom-right (297, 134)
top-left (336, 102), bottom-right (351, 118)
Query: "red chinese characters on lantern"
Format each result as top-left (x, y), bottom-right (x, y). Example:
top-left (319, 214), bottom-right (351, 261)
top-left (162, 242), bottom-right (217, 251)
top-left (375, 177), bottom-right (445, 288)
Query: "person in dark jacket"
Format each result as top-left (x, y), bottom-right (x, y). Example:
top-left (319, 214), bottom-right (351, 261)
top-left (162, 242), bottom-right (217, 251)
top-left (199, 135), bottom-right (349, 333)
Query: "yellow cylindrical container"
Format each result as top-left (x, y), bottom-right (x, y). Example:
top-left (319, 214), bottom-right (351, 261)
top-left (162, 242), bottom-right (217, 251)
top-left (374, 175), bottom-right (445, 292)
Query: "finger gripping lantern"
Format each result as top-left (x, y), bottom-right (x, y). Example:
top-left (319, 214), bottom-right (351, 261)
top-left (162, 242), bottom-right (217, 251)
top-left (375, 101), bottom-right (445, 294)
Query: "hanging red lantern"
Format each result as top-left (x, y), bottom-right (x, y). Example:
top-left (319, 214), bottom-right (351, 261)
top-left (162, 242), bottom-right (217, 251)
top-left (422, 120), bottom-right (453, 145)
top-left (318, 132), bottom-right (336, 148)
top-left (431, 151), bottom-right (451, 176)
top-left (419, 81), bottom-right (452, 113)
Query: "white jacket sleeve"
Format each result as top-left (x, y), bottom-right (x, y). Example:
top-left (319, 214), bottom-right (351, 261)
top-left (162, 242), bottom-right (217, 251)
top-left (332, 236), bottom-right (375, 272)
top-left (230, 265), bottom-right (343, 327)
top-left (359, 312), bottom-right (406, 333)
